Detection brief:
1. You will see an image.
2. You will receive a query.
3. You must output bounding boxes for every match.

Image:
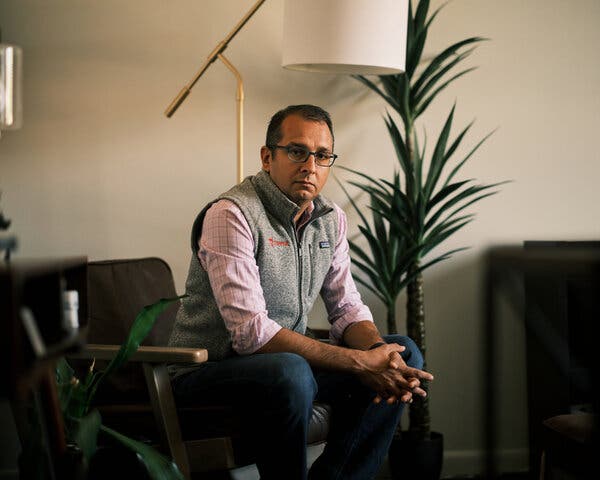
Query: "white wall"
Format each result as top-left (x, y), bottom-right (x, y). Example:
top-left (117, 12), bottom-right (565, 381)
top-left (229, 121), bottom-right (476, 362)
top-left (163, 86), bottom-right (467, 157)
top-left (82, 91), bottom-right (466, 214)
top-left (1, 0), bottom-right (599, 476)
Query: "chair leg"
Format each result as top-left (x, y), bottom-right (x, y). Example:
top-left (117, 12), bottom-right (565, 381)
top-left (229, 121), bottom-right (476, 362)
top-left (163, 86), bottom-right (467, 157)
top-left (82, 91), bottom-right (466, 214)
top-left (539, 450), bottom-right (546, 480)
top-left (143, 363), bottom-right (191, 480)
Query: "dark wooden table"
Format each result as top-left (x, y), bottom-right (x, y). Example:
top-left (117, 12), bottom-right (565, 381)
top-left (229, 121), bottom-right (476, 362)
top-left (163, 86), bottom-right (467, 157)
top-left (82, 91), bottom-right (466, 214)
top-left (1, 257), bottom-right (88, 479)
top-left (483, 243), bottom-right (600, 478)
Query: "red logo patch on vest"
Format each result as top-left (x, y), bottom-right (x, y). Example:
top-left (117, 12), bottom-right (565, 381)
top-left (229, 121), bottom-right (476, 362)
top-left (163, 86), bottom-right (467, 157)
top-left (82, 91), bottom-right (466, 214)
top-left (268, 237), bottom-right (290, 247)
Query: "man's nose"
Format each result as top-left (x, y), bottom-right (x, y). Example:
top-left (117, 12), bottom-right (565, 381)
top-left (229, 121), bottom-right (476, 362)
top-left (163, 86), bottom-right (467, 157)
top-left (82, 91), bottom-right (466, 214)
top-left (300, 154), bottom-right (318, 172)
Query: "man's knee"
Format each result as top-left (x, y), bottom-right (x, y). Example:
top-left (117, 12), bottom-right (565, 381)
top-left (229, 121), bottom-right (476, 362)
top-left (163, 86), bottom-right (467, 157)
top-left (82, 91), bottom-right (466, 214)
top-left (263, 352), bottom-right (317, 407)
top-left (383, 335), bottom-right (424, 370)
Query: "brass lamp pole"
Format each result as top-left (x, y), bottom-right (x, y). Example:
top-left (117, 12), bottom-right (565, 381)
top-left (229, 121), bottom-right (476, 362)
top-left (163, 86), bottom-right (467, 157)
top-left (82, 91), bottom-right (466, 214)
top-left (164, 0), bottom-right (265, 184)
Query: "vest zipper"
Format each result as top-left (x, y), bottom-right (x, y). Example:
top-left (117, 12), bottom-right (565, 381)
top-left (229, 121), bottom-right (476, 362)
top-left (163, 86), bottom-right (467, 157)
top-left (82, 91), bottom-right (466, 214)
top-left (292, 230), bottom-right (303, 332)
top-left (290, 206), bottom-right (334, 332)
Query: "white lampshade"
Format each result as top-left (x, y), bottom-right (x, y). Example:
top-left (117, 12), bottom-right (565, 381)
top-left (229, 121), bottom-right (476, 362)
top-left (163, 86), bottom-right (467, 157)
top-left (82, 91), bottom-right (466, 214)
top-left (282, 0), bottom-right (408, 75)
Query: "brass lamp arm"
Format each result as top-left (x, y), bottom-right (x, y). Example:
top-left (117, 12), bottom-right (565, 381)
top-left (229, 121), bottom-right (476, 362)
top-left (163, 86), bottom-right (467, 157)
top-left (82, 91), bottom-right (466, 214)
top-left (217, 54), bottom-right (245, 184)
top-left (164, 0), bottom-right (266, 118)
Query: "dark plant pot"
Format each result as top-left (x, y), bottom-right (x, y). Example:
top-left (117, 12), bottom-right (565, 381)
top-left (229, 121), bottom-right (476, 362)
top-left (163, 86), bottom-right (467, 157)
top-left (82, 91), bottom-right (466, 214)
top-left (88, 445), bottom-right (151, 480)
top-left (388, 431), bottom-right (444, 480)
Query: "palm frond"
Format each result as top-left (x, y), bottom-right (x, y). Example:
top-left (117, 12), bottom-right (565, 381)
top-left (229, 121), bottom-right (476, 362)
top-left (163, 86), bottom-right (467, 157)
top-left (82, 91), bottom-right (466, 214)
top-left (406, 0), bottom-right (430, 77)
top-left (442, 128), bottom-right (497, 188)
top-left (358, 225), bottom-right (391, 281)
top-left (353, 75), bottom-right (400, 114)
top-left (348, 241), bottom-right (378, 271)
top-left (353, 274), bottom-right (390, 305)
top-left (413, 43), bottom-right (481, 102)
top-left (413, 37), bottom-right (486, 96)
top-left (384, 114), bottom-right (413, 182)
top-left (426, 179), bottom-right (472, 213)
top-left (423, 218), bottom-right (474, 256)
top-left (333, 173), bottom-right (370, 228)
top-left (424, 183), bottom-right (501, 232)
top-left (419, 68), bottom-right (477, 120)
top-left (423, 105), bottom-right (455, 201)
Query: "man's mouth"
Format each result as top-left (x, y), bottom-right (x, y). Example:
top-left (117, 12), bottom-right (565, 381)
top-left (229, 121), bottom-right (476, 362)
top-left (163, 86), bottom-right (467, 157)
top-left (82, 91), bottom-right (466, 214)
top-left (295, 179), bottom-right (315, 188)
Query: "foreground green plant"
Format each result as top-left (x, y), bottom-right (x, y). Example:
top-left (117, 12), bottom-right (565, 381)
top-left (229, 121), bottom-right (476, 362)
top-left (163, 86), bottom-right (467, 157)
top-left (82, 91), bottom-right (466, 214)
top-left (56, 296), bottom-right (185, 480)
top-left (342, 0), bottom-right (506, 439)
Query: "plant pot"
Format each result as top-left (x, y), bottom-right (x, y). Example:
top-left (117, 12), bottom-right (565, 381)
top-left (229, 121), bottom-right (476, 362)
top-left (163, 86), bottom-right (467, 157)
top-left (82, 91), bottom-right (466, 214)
top-left (88, 445), bottom-right (151, 480)
top-left (388, 430), bottom-right (444, 480)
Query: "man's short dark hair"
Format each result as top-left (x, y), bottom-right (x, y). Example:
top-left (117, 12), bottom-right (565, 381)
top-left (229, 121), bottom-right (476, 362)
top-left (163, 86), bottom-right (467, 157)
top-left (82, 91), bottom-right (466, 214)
top-left (265, 104), bottom-right (334, 149)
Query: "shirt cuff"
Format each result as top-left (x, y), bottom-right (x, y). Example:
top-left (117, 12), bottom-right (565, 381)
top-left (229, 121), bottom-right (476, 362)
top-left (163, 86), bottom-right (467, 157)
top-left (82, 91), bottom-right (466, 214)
top-left (328, 304), bottom-right (373, 345)
top-left (230, 313), bottom-right (282, 355)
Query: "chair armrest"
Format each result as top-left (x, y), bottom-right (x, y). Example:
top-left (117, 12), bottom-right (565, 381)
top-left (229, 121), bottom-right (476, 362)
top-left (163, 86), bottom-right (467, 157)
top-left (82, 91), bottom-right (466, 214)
top-left (70, 344), bottom-right (199, 477)
top-left (70, 344), bottom-right (208, 364)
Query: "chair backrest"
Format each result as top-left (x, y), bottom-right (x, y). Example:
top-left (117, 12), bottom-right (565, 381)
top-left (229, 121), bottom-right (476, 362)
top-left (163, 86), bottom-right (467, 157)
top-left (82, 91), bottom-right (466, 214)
top-left (85, 257), bottom-right (180, 403)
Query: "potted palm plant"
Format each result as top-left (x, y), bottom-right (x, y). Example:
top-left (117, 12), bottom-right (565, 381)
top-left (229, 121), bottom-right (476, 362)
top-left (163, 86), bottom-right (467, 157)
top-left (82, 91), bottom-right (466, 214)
top-left (338, 1), bottom-right (504, 477)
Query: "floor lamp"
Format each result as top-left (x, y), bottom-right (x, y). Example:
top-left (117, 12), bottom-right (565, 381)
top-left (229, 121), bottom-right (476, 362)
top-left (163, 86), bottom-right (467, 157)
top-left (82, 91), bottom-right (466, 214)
top-left (164, 0), bottom-right (408, 184)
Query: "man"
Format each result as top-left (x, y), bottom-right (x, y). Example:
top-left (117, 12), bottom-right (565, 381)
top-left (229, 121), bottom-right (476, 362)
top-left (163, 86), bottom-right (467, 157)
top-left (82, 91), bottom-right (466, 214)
top-left (169, 105), bottom-right (434, 479)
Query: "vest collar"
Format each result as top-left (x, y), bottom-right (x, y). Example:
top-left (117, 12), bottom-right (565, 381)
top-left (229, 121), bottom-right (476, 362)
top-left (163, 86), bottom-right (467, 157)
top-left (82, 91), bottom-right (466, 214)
top-left (251, 170), bottom-right (333, 226)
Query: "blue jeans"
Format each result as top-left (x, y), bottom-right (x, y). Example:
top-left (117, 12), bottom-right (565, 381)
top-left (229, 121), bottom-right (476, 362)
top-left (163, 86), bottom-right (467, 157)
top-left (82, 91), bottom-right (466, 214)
top-left (172, 335), bottom-right (423, 480)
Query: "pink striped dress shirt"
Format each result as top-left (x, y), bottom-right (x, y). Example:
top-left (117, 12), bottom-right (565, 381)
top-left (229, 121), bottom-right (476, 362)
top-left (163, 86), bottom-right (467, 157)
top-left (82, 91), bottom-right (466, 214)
top-left (198, 199), bottom-right (374, 355)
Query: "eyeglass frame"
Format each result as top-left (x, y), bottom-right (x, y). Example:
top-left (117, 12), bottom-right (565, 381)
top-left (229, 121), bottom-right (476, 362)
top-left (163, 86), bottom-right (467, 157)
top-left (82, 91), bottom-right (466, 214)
top-left (267, 144), bottom-right (338, 167)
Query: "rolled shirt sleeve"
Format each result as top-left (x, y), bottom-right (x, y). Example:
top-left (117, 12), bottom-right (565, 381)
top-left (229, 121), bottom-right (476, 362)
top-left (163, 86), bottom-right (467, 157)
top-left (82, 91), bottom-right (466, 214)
top-left (198, 200), bottom-right (282, 355)
top-left (322, 204), bottom-right (374, 344)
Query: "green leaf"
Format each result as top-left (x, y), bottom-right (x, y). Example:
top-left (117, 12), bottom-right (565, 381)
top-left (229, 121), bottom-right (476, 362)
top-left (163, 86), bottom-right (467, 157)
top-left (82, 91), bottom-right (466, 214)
top-left (425, 214), bottom-right (474, 243)
top-left (413, 45), bottom-right (478, 104)
top-left (100, 424), bottom-right (184, 480)
top-left (86, 295), bottom-right (186, 410)
top-left (56, 357), bottom-right (75, 410)
top-left (423, 219), bottom-right (474, 255)
top-left (415, 67), bottom-right (477, 118)
top-left (333, 173), bottom-right (370, 228)
top-left (406, 0), bottom-right (430, 77)
top-left (71, 409), bottom-right (101, 461)
top-left (380, 75), bottom-right (404, 116)
top-left (353, 275), bottom-right (390, 305)
top-left (413, 128), bottom-right (426, 195)
top-left (338, 165), bottom-right (390, 193)
top-left (347, 181), bottom-right (391, 209)
top-left (416, 247), bottom-right (469, 273)
top-left (353, 75), bottom-right (399, 113)
top-left (440, 120), bottom-right (474, 169)
top-left (372, 203), bottom-right (389, 246)
top-left (349, 240), bottom-right (378, 271)
top-left (384, 115), bottom-right (412, 178)
top-left (425, 183), bottom-right (497, 232)
top-left (427, 179), bottom-right (472, 213)
top-left (350, 254), bottom-right (391, 303)
top-left (358, 225), bottom-right (391, 282)
top-left (413, 37), bottom-right (485, 95)
top-left (443, 128), bottom-right (497, 188)
top-left (423, 106), bottom-right (455, 201)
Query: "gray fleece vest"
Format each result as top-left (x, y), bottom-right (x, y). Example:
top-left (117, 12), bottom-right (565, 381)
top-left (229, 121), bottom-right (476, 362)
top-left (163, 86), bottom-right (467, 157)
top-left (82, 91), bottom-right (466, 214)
top-left (168, 170), bottom-right (338, 363)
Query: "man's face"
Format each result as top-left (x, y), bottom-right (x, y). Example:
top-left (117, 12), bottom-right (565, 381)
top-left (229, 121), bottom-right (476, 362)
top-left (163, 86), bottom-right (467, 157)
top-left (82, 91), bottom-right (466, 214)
top-left (261, 114), bottom-right (333, 212)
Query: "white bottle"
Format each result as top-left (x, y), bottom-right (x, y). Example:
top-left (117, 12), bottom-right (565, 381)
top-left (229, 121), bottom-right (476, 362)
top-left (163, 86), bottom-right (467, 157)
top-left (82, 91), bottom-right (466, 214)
top-left (62, 290), bottom-right (79, 331)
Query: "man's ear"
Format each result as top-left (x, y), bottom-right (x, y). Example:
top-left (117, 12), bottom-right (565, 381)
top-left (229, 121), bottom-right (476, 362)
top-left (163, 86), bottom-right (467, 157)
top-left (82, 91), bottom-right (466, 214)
top-left (260, 146), bottom-right (272, 172)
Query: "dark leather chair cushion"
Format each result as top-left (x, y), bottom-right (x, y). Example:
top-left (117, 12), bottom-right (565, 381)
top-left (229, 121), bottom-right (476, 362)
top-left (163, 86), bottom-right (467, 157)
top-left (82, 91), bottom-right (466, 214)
top-left (83, 258), bottom-right (179, 404)
top-left (541, 413), bottom-right (598, 477)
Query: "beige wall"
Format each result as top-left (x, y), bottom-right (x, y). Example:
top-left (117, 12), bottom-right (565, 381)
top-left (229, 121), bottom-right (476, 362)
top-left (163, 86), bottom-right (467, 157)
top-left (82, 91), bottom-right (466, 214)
top-left (1, 0), bottom-right (599, 475)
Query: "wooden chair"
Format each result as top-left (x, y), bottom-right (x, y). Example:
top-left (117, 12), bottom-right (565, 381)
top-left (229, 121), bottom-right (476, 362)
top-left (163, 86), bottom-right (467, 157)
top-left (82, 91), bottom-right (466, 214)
top-left (74, 257), bottom-right (331, 479)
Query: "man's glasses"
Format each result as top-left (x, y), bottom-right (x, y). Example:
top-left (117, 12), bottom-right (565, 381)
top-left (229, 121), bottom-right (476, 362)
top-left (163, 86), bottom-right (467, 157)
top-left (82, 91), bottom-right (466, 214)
top-left (268, 144), bottom-right (338, 167)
